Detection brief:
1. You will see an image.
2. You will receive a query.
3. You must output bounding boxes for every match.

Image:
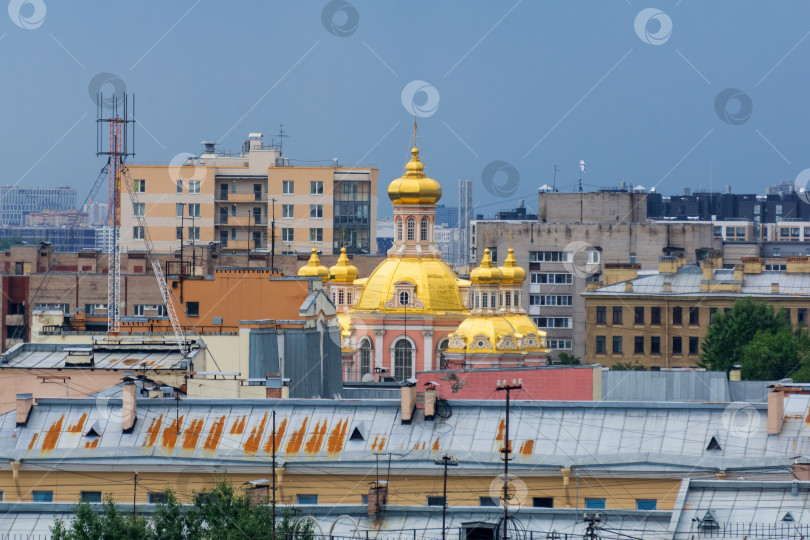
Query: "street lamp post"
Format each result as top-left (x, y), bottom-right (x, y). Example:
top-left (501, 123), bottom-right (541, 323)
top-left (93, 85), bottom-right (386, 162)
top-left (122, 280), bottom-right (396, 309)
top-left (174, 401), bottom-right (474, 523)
top-left (496, 378), bottom-right (523, 540)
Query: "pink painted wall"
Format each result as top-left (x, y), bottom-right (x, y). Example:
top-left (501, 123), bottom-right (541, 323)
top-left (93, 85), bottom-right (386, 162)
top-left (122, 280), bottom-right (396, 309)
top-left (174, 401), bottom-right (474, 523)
top-left (416, 366), bottom-right (597, 401)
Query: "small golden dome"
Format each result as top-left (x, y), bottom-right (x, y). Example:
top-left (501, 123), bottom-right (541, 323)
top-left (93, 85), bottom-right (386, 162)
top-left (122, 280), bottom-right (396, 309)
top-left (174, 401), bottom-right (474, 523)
top-left (298, 246), bottom-right (329, 283)
top-left (498, 248), bottom-right (526, 285)
top-left (387, 147), bottom-right (442, 205)
top-left (470, 248), bottom-right (503, 285)
top-left (329, 247), bottom-right (359, 283)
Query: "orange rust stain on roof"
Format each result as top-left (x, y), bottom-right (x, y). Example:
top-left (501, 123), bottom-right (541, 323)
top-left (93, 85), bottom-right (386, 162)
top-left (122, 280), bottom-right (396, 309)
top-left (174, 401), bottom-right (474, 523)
top-left (422, 441), bottom-right (426, 450)
top-left (520, 439), bottom-right (534, 456)
top-left (495, 419), bottom-right (505, 441)
top-left (85, 438), bottom-right (99, 449)
top-left (67, 413), bottom-right (87, 434)
top-left (161, 415), bottom-right (184, 450)
top-left (143, 414), bottom-right (163, 447)
top-left (376, 437), bottom-right (386, 451)
top-left (122, 358), bottom-right (139, 365)
top-left (230, 416), bottom-right (246, 435)
top-left (371, 435), bottom-right (379, 451)
top-left (327, 418), bottom-right (348, 454)
top-left (183, 418), bottom-right (205, 450)
top-left (305, 419), bottom-right (328, 454)
top-left (432, 437), bottom-right (440, 452)
top-left (805, 406), bottom-right (810, 423)
top-left (204, 416), bottom-right (226, 452)
top-left (27, 433), bottom-right (38, 451)
top-left (263, 417), bottom-right (287, 454)
top-left (42, 414), bottom-right (65, 452)
top-left (285, 417), bottom-right (309, 454)
top-left (244, 413), bottom-right (268, 454)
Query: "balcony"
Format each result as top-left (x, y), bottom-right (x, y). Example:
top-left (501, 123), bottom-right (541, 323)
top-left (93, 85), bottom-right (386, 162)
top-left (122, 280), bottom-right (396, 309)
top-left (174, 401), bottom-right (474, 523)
top-left (215, 216), bottom-right (264, 227)
top-left (216, 192), bottom-right (268, 203)
top-left (220, 240), bottom-right (266, 251)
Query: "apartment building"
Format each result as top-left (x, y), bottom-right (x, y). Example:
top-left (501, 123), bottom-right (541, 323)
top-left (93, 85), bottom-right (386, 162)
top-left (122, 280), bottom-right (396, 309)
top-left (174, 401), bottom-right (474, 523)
top-left (0, 186), bottom-right (76, 226)
top-left (121, 133), bottom-right (378, 255)
top-left (582, 254), bottom-right (810, 368)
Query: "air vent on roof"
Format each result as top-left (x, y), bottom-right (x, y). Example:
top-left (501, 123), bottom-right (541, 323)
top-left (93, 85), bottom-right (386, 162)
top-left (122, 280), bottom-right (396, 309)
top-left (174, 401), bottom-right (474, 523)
top-left (783, 512), bottom-right (795, 522)
top-left (84, 420), bottom-right (102, 437)
top-left (707, 436), bottom-right (722, 451)
top-left (698, 510), bottom-right (719, 531)
top-left (349, 423), bottom-right (366, 441)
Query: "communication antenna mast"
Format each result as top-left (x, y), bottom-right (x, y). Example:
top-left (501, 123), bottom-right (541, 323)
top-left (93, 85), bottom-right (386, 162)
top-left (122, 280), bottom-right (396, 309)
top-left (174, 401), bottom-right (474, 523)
top-left (96, 93), bottom-right (135, 338)
top-left (276, 124), bottom-right (288, 154)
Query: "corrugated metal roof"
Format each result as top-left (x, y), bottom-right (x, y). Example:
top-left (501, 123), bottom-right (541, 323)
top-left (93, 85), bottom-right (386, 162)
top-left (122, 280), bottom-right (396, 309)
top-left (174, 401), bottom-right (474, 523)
top-left (0, 343), bottom-right (193, 371)
top-left (2, 395), bottom-right (809, 472)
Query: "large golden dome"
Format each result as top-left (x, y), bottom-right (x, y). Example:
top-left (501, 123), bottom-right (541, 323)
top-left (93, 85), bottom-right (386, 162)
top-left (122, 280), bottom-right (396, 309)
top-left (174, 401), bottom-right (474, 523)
top-left (445, 314), bottom-right (545, 355)
top-left (387, 147), bottom-right (442, 205)
top-left (329, 247), bottom-right (359, 283)
top-left (470, 248), bottom-right (503, 285)
top-left (352, 257), bottom-right (467, 313)
top-left (498, 248), bottom-right (526, 285)
top-left (298, 246), bottom-right (329, 283)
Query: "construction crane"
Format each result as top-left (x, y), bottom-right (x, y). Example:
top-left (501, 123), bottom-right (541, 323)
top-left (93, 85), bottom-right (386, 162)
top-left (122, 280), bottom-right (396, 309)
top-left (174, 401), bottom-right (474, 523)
top-left (97, 93), bottom-right (188, 356)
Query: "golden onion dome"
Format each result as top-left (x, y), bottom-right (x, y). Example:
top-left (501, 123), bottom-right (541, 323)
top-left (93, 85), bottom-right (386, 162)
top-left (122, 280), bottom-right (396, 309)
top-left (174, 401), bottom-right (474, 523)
top-left (298, 246), bottom-right (329, 283)
top-left (470, 248), bottom-right (503, 285)
top-left (387, 147), bottom-right (442, 205)
top-left (502, 314), bottom-right (548, 351)
top-left (329, 247), bottom-right (359, 283)
top-left (498, 248), bottom-right (526, 285)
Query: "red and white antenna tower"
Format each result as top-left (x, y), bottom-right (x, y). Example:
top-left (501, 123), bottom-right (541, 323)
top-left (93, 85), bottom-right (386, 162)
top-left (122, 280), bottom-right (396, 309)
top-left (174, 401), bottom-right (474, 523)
top-left (97, 93), bottom-right (134, 338)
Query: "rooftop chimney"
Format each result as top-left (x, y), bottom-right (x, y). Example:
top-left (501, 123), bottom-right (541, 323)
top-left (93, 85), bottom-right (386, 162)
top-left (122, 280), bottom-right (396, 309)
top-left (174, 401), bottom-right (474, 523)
top-left (122, 382), bottom-right (137, 433)
top-left (368, 482), bottom-right (388, 517)
top-left (16, 393), bottom-right (33, 426)
top-left (424, 388), bottom-right (438, 421)
top-left (729, 365), bottom-right (741, 382)
top-left (767, 388), bottom-right (785, 435)
top-left (201, 141), bottom-right (217, 157)
top-left (401, 382), bottom-right (417, 425)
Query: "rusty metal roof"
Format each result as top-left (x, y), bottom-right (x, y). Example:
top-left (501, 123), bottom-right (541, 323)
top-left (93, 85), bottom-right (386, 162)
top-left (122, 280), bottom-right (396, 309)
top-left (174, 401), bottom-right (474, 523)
top-left (0, 342), bottom-right (193, 371)
top-left (2, 394), bottom-right (810, 473)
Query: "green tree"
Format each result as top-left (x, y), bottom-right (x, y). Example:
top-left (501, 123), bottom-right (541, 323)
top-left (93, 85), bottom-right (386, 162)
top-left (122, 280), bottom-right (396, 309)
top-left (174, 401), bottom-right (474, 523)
top-left (699, 297), bottom-right (791, 373)
top-left (741, 327), bottom-right (810, 381)
top-left (51, 478), bottom-right (315, 540)
top-left (0, 236), bottom-right (23, 251)
top-left (557, 352), bottom-right (581, 365)
top-left (611, 360), bottom-right (647, 371)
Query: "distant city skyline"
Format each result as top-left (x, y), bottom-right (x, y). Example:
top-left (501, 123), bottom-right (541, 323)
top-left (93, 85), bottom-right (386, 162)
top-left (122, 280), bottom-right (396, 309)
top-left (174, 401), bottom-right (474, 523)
top-left (1, 2), bottom-right (809, 219)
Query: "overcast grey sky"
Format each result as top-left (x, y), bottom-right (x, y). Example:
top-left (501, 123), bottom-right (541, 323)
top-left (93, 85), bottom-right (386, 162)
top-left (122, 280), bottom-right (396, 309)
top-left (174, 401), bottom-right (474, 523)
top-left (1, 1), bottom-right (809, 216)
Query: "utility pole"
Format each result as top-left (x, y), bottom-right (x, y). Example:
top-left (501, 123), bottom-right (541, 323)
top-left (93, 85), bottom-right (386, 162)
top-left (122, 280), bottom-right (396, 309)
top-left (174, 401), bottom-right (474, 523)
top-left (179, 204), bottom-right (185, 302)
top-left (496, 378), bottom-right (522, 540)
top-left (271, 409), bottom-right (277, 536)
top-left (434, 454), bottom-right (458, 540)
top-left (583, 513), bottom-right (601, 540)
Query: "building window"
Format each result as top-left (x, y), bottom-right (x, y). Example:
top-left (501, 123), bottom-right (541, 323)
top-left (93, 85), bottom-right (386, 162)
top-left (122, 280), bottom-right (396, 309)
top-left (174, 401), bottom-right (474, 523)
top-left (282, 228), bottom-right (294, 242)
top-left (532, 497), bottom-right (553, 508)
top-left (133, 179), bottom-right (146, 193)
top-left (176, 203), bottom-right (184, 218)
top-left (295, 494), bottom-right (318, 505)
top-left (188, 203), bottom-right (200, 218)
top-left (32, 491), bottom-right (53, 502)
top-left (310, 181), bottom-right (323, 195)
top-left (612, 306), bottom-right (622, 325)
top-left (651, 306), bottom-right (661, 325)
top-left (596, 336), bottom-right (606, 355)
top-left (799, 308), bottom-right (807, 324)
top-left (612, 336), bottom-right (622, 354)
top-left (80, 491), bottom-right (102, 503)
top-left (133, 226), bottom-right (145, 240)
top-left (689, 306), bottom-right (699, 325)
top-left (672, 306), bottom-right (682, 325)
top-left (310, 204), bottom-right (323, 219)
top-left (535, 317), bottom-right (571, 328)
top-left (186, 302), bottom-right (200, 318)
top-left (396, 218), bottom-right (402, 241)
top-left (709, 307), bottom-right (718, 324)
top-left (134, 305), bottom-right (166, 317)
top-left (636, 499), bottom-right (657, 510)
top-left (585, 498), bottom-right (605, 509)
top-left (394, 339), bottom-right (413, 380)
top-left (189, 180), bottom-right (201, 194)
top-left (672, 336), bottom-right (682, 355)
top-left (479, 496), bottom-right (498, 507)
top-left (427, 496), bottom-right (445, 506)
top-left (596, 306), bottom-right (606, 325)
top-left (531, 272), bottom-right (573, 284)
top-left (689, 336), bottom-right (699, 355)
top-left (482, 293), bottom-right (488, 308)
top-left (187, 227), bottom-right (200, 241)
top-left (338, 290), bottom-right (344, 305)
top-left (420, 217), bottom-right (428, 241)
top-left (399, 291), bottom-right (410, 306)
top-left (176, 180), bottom-right (183, 193)
top-left (133, 202), bottom-right (145, 217)
top-left (282, 180), bottom-right (294, 195)
top-left (282, 204), bottom-right (294, 218)
top-left (310, 228), bottom-right (323, 242)
top-left (359, 340), bottom-right (372, 378)
top-left (651, 336), bottom-right (661, 355)
top-left (634, 306), bottom-right (644, 325)
top-left (634, 336), bottom-right (644, 354)
top-left (407, 217), bottom-right (415, 240)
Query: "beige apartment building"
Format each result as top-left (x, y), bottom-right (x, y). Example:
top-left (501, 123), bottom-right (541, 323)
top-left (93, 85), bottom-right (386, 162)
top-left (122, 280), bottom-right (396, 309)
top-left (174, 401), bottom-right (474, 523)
top-left (121, 133), bottom-right (378, 255)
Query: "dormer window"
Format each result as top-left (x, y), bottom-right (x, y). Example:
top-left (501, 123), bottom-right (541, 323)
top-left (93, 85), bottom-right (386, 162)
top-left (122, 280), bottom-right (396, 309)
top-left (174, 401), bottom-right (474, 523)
top-left (399, 291), bottom-right (409, 306)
